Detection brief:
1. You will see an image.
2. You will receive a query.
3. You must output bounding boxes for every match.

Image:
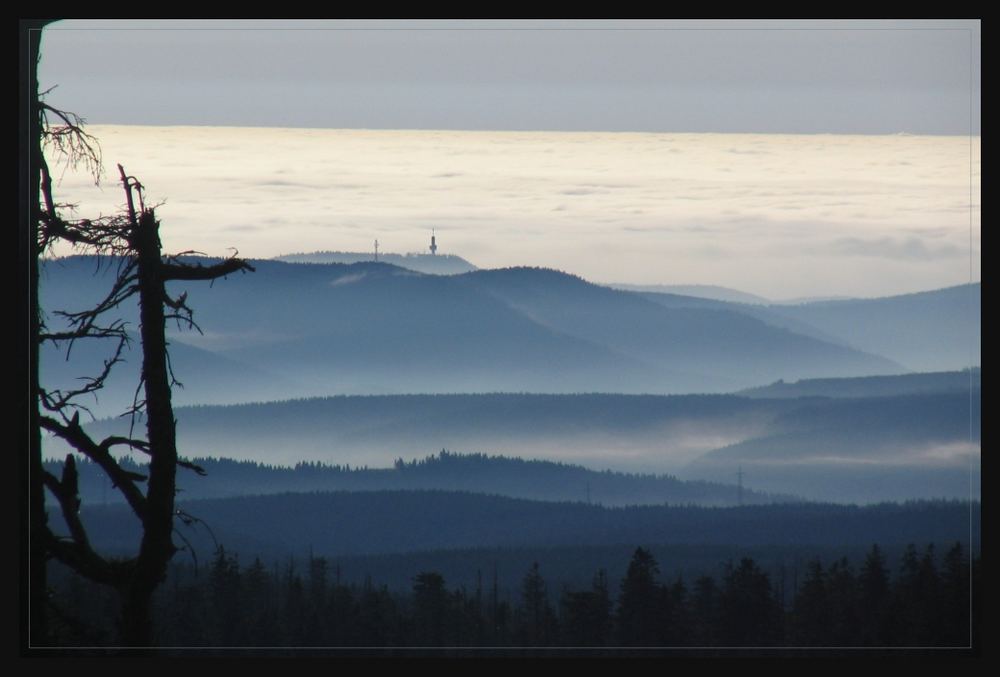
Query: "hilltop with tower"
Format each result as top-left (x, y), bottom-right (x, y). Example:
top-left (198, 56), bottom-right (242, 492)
top-left (274, 231), bottom-right (478, 275)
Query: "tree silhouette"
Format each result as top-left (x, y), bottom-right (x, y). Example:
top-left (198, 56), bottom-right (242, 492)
top-left (858, 544), bottom-right (890, 645)
top-left (208, 547), bottom-right (243, 646)
top-left (616, 547), bottom-right (663, 646)
top-left (792, 560), bottom-right (829, 645)
top-left (412, 571), bottom-right (449, 646)
top-left (825, 557), bottom-right (859, 646)
top-left (559, 569), bottom-right (611, 647)
top-left (29, 24), bottom-right (253, 646)
top-left (662, 576), bottom-right (692, 646)
top-left (940, 542), bottom-right (971, 646)
top-left (891, 544), bottom-right (944, 645)
top-left (718, 558), bottom-right (781, 646)
top-left (690, 574), bottom-right (721, 646)
top-left (518, 561), bottom-right (556, 646)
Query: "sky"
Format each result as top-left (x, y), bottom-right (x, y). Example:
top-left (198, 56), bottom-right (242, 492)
top-left (37, 19), bottom-right (980, 135)
top-left (34, 20), bottom-right (981, 299)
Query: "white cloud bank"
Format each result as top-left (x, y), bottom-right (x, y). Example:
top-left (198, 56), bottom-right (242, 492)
top-left (44, 126), bottom-right (980, 299)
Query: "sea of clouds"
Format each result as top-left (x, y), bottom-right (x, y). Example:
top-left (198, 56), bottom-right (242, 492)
top-left (44, 126), bottom-right (979, 300)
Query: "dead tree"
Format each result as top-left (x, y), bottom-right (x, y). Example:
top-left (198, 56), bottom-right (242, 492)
top-left (38, 163), bottom-right (254, 647)
top-left (28, 21), bottom-right (251, 645)
top-left (30, 57), bottom-right (254, 643)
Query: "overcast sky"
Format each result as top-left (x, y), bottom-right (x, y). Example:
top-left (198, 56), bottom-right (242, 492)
top-left (37, 19), bottom-right (980, 135)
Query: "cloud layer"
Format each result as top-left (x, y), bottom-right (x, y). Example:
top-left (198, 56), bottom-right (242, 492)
top-left (44, 126), bottom-right (980, 299)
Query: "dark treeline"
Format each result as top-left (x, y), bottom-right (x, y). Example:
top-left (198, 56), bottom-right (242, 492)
top-left (739, 368), bottom-right (980, 400)
top-left (50, 490), bottom-right (979, 560)
top-left (46, 542), bottom-right (978, 651)
top-left (46, 450), bottom-right (785, 507)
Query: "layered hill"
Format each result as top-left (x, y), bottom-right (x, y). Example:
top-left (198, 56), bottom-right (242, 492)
top-left (60, 377), bottom-right (979, 502)
top-left (684, 390), bottom-right (980, 503)
top-left (47, 451), bottom-right (786, 507)
top-left (39, 256), bottom-right (913, 411)
top-left (763, 284), bottom-right (981, 372)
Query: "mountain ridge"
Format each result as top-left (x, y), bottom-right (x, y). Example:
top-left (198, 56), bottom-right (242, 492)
top-left (41, 256), bottom-right (910, 401)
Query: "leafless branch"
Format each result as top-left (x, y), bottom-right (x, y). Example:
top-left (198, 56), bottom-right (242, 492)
top-left (175, 509), bottom-right (219, 552)
top-left (53, 265), bottom-right (138, 333)
top-left (178, 459), bottom-right (207, 476)
top-left (171, 526), bottom-right (200, 573)
top-left (160, 256), bottom-right (256, 282)
top-left (43, 530), bottom-right (129, 589)
top-left (164, 345), bottom-right (185, 390)
top-left (102, 436), bottom-right (151, 455)
top-left (39, 333), bottom-right (131, 418)
top-left (40, 451), bottom-right (131, 589)
top-left (121, 438), bottom-right (207, 477)
top-left (162, 289), bottom-right (204, 336)
top-left (39, 212), bottom-right (133, 255)
top-left (40, 322), bottom-right (130, 344)
top-left (39, 102), bottom-right (102, 184)
top-left (42, 467), bottom-right (88, 548)
top-left (39, 389), bottom-right (97, 422)
top-left (40, 415), bottom-right (148, 521)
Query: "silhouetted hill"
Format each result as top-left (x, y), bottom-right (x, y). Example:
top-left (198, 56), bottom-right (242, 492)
top-left (66, 392), bottom-right (787, 470)
top-left (632, 283), bottom-right (981, 372)
top-left (611, 283), bottom-right (771, 305)
top-left (636, 291), bottom-right (854, 347)
top-left (52, 491), bottom-right (977, 561)
top-left (740, 369), bottom-right (980, 399)
top-left (48, 450), bottom-right (787, 508)
top-left (461, 266), bottom-right (899, 388)
top-left (40, 256), bottom-right (906, 405)
top-left (765, 284), bottom-right (981, 372)
top-left (273, 250), bottom-right (478, 275)
top-left (685, 390), bottom-right (981, 503)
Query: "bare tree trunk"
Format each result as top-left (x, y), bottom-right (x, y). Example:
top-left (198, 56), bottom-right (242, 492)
top-left (120, 211), bottom-right (179, 647)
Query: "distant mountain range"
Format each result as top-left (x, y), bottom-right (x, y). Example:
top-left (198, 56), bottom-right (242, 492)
top-left (39, 255), bottom-right (980, 502)
top-left (633, 284), bottom-right (980, 372)
top-left (40, 257), bottom-right (977, 412)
